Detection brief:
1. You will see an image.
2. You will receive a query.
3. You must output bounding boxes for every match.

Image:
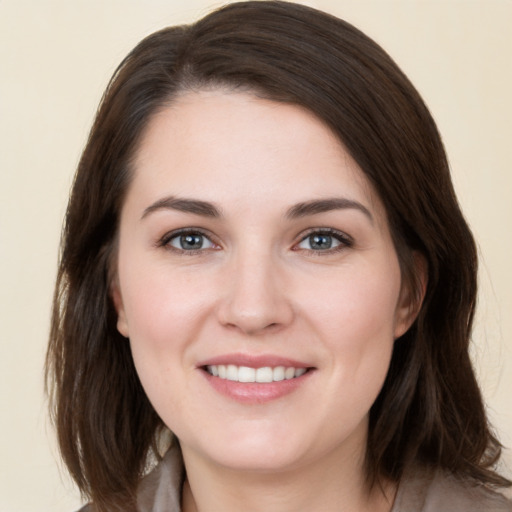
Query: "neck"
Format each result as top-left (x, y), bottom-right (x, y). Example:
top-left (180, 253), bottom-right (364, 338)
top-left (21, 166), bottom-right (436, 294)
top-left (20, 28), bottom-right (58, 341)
top-left (180, 437), bottom-right (396, 512)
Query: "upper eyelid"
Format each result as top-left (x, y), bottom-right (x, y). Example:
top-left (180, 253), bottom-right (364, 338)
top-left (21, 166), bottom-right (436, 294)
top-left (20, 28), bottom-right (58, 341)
top-left (156, 226), bottom-right (353, 249)
top-left (158, 227), bottom-right (219, 247)
top-left (292, 228), bottom-right (354, 254)
top-left (296, 227), bottom-right (353, 243)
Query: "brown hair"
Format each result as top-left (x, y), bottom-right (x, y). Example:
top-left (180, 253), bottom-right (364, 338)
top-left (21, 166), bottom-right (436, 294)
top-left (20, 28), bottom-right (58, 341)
top-left (46, 1), bottom-right (510, 510)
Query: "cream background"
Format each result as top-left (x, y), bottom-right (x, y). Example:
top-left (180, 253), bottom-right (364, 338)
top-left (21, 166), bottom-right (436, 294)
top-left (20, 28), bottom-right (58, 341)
top-left (0, 1), bottom-right (510, 510)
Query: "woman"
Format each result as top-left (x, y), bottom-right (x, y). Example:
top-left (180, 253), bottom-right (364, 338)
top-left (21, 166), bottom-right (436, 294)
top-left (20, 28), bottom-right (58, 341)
top-left (46, 1), bottom-right (512, 511)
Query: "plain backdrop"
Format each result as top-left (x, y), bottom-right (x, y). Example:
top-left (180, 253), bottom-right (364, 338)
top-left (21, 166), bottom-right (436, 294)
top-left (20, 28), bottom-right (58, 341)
top-left (1, 1), bottom-right (511, 510)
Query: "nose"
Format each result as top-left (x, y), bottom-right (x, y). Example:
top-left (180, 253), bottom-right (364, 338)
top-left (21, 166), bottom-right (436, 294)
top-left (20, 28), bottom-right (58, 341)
top-left (216, 250), bottom-right (294, 335)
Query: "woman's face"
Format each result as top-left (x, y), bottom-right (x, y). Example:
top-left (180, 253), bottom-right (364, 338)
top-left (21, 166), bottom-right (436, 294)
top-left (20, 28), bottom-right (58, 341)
top-left (113, 90), bottom-right (415, 473)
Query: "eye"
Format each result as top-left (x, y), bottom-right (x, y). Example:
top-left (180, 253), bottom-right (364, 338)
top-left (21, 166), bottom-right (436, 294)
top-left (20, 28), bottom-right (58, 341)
top-left (160, 229), bottom-right (218, 253)
top-left (295, 229), bottom-right (352, 252)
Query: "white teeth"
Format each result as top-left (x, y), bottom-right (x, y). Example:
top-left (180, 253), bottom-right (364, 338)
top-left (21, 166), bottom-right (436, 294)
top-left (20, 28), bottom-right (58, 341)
top-left (206, 364), bottom-right (308, 382)
top-left (285, 367), bottom-right (295, 380)
top-left (238, 366), bottom-right (256, 382)
top-left (273, 366), bottom-right (285, 381)
top-left (294, 368), bottom-right (307, 378)
top-left (226, 364), bottom-right (238, 381)
top-left (256, 367), bottom-right (273, 383)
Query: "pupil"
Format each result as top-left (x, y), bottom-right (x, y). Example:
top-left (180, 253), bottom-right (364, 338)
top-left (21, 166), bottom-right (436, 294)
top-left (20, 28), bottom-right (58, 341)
top-left (181, 234), bottom-right (203, 250)
top-left (310, 234), bottom-right (332, 250)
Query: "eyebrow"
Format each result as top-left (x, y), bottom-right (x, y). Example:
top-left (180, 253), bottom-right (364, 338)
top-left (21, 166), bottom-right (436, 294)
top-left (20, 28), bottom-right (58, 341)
top-left (286, 197), bottom-right (373, 223)
top-left (141, 196), bottom-right (222, 220)
top-left (141, 195), bottom-right (373, 222)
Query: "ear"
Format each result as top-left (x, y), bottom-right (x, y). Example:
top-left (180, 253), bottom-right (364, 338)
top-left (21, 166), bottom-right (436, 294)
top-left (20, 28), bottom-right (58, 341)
top-left (110, 277), bottom-right (129, 338)
top-left (394, 252), bottom-right (428, 339)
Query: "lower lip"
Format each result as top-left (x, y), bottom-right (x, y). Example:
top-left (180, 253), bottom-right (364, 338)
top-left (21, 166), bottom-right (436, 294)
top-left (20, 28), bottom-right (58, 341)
top-left (201, 369), bottom-right (313, 404)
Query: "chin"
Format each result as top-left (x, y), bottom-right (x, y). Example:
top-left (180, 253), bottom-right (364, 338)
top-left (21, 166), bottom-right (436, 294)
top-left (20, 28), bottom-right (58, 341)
top-left (208, 447), bottom-right (306, 474)
top-left (183, 425), bottom-right (314, 473)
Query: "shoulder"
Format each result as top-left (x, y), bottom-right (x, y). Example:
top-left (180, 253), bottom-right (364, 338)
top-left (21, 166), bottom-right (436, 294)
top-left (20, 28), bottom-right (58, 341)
top-left (136, 442), bottom-right (184, 512)
top-left (425, 472), bottom-right (512, 512)
top-left (74, 442), bottom-right (184, 512)
top-left (394, 467), bottom-right (512, 512)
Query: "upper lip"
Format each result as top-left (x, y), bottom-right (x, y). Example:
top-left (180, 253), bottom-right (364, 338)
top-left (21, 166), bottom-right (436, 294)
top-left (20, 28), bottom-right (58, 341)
top-left (197, 353), bottom-right (312, 369)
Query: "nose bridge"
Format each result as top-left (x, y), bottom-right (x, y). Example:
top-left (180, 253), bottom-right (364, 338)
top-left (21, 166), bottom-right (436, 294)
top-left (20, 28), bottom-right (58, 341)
top-left (218, 243), bottom-right (293, 334)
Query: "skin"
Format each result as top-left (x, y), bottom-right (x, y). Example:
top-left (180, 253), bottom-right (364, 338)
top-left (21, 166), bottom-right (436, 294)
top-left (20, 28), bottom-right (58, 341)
top-left (112, 90), bottom-right (420, 512)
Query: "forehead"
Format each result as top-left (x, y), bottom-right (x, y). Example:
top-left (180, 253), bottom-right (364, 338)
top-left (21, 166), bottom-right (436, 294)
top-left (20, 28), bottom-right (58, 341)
top-left (129, 90), bottom-right (384, 221)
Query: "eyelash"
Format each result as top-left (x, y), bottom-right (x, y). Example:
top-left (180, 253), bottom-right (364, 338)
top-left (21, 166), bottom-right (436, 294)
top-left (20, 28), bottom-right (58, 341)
top-left (157, 228), bottom-right (220, 255)
top-left (293, 228), bottom-right (353, 255)
top-left (156, 227), bottom-right (353, 255)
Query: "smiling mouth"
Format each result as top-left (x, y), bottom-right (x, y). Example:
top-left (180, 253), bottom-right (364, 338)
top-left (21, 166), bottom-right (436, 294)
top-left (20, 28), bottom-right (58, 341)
top-left (204, 365), bottom-right (310, 383)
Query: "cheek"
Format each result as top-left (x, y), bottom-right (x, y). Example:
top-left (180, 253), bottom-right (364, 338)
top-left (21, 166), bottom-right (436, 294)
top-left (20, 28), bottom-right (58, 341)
top-left (118, 264), bottom-right (215, 418)
top-left (302, 259), bottom-right (401, 397)
top-left (119, 220), bottom-right (215, 320)
top-left (304, 259), bottom-right (402, 345)
top-left (116, 246), bottom-right (206, 365)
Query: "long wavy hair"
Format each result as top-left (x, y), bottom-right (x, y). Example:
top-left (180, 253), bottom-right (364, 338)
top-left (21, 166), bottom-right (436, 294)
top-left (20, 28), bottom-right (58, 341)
top-left (46, 2), bottom-right (510, 510)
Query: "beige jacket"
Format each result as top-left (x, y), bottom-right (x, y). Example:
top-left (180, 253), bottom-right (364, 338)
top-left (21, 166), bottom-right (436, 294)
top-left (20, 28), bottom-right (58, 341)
top-left (80, 444), bottom-right (512, 511)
